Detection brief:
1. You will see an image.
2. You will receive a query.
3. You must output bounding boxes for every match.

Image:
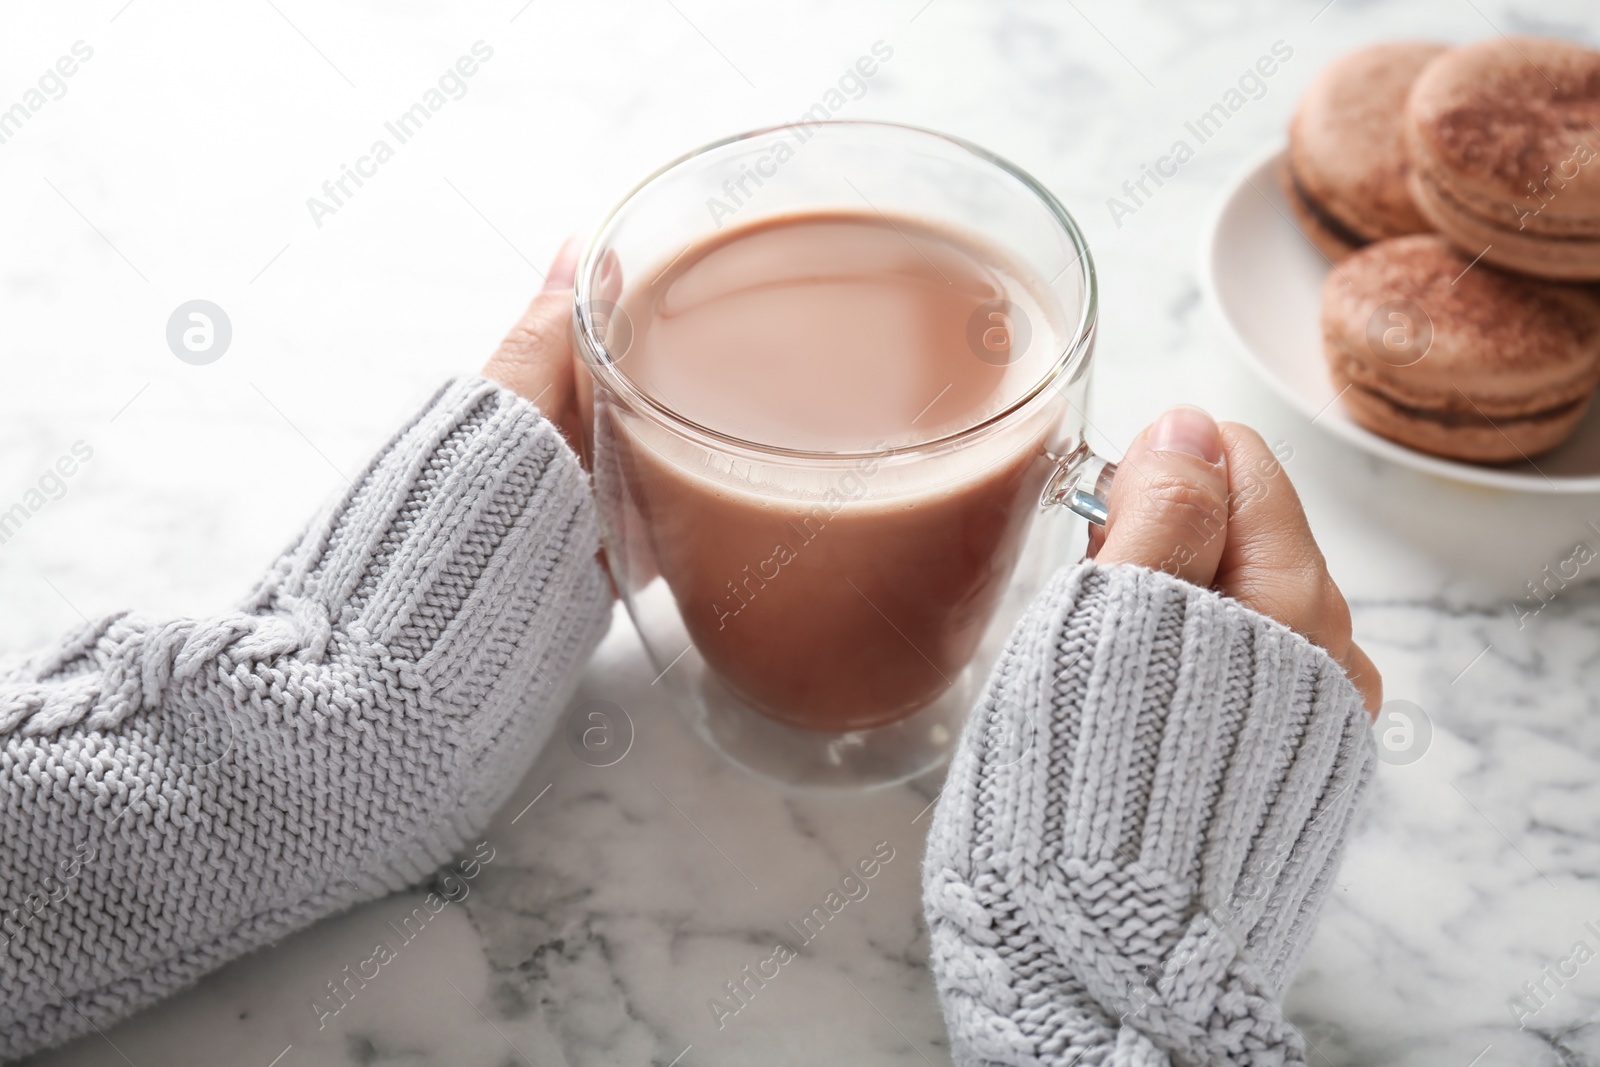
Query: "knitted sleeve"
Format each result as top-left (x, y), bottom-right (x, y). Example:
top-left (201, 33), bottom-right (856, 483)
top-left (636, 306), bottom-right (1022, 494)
top-left (923, 561), bottom-right (1375, 1067)
top-left (0, 377), bottom-right (613, 1060)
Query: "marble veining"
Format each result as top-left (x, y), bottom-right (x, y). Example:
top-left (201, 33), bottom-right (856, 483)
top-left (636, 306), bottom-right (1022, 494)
top-left (6, 1), bottom-right (1600, 1064)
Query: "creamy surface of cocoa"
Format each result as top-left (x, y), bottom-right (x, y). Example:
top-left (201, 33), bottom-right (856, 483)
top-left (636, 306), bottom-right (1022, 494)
top-left (607, 210), bottom-right (1064, 730)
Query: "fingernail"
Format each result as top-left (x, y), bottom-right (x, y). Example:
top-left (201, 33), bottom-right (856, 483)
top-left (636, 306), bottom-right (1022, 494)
top-left (594, 249), bottom-right (625, 304)
top-left (1148, 406), bottom-right (1223, 464)
top-left (542, 236), bottom-right (582, 291)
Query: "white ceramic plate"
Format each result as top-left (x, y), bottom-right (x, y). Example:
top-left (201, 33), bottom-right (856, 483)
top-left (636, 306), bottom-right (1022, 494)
top-left (1202, 143), bottom-right (1600, 493)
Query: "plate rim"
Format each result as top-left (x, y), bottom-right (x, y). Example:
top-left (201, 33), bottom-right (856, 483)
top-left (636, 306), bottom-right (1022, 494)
top-left (1199, 140), bottom-right (1600, 495)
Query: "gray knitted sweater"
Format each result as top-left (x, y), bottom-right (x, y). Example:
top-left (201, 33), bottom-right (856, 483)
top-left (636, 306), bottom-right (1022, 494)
top-left (0, 379), bottom-right (612, 1059)
top-left (0, 378), bottom-right (1374, 1064)
top-left (923, 562), bottom-right (1375, 1066)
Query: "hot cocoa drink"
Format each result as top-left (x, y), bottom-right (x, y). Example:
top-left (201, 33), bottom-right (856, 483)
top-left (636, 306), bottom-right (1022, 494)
top-left (602, 210), bottom-right (1066, 730)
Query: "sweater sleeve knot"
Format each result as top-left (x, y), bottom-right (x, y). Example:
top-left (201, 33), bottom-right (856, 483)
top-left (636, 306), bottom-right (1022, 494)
top-left (0, 377), bottom-right (613, 1061)
top-left (0, 595), bottom-right (335, 738)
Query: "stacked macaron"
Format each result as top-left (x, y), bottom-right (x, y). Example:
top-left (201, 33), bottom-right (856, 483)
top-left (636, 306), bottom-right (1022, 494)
top-left (1280, 36), bottom-right (1600, 463)
top-left (1408, 37), bottom-right (1600, 280)
top-left (1283, 42), bottom-right (1446, 260)
top-left (1323, 235), bottom-right (1600, 461)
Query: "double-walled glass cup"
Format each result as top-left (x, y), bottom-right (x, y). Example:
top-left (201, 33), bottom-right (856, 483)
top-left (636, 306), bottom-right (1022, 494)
top-left (574, 121), bottom-right (1113, 789)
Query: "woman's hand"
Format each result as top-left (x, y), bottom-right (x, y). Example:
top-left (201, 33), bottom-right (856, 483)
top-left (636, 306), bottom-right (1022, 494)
top-left (481, 237), bottom-right (587, 460)
top-left (1090, 405), bottom-right (1382, 715)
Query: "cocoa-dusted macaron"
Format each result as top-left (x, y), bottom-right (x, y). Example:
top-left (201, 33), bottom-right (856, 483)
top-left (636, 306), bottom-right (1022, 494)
top-left (1322, 235), bottom-right (1600, 461)
top-left (1281, 41), bottom-right (1447, 261)
top-left (1406, 36), bottom-right (1600, 280)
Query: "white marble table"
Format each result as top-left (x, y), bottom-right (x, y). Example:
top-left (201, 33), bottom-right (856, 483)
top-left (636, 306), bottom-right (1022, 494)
top-left (7, 1), bottom-right (1600, 1064)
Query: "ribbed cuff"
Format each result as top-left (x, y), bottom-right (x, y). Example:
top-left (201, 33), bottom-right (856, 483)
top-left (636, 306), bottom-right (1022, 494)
top-left (249, 373), bottom-right (613, 814)
top-left (924, 562), bottom-right (1375, 1066)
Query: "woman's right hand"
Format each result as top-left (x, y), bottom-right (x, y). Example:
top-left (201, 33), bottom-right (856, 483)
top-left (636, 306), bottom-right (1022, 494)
top-left (1090, 405), bottom-right (1382, 716)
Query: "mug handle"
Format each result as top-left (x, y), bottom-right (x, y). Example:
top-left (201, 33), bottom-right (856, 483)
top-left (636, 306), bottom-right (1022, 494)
top-left (1042, 442), bottom-right (1118, 526)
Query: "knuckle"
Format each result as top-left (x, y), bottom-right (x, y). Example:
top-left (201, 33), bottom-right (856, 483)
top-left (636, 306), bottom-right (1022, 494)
top-left (1140, 472), bottom-right (1226, 535)
top-left (501, 320), bottom-right (562, 361)
top-left (495, 300), bottom-right (569, 363)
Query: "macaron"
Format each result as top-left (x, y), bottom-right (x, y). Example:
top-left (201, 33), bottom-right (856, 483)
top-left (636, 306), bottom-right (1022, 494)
top-left (1322, 235), bottom-right (1600, 462)
top-left (1406, 36), bottom-right (1600, 280)
top-left (1282, 41), bottom-right (1447, 261)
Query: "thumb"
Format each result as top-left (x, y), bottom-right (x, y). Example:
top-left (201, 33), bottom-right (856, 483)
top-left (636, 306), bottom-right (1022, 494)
top-left (482, 237), bottom-right (584, 451)
top-left (1095, 406), bottom-right (1230, 589)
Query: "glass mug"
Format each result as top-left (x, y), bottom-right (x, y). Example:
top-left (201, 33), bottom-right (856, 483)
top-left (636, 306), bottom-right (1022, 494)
top-left (573, 121), bottom-right (1115, 789)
